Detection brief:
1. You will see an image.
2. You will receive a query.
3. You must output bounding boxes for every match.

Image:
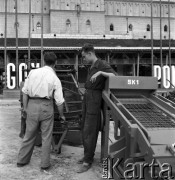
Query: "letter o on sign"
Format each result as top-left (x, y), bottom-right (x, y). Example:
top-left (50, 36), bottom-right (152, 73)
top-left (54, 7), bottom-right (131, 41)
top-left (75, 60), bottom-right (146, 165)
top-left (163, 65), bottom-right (170, 89)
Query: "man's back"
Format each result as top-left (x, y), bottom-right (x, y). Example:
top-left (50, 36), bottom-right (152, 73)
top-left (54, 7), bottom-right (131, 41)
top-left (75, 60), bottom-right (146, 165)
top-left (22, 66), bottom-right (60, 99)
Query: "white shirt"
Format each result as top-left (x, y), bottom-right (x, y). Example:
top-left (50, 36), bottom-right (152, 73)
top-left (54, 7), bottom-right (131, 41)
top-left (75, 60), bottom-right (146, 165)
top-left (22, 66), bottom-right (65, 106)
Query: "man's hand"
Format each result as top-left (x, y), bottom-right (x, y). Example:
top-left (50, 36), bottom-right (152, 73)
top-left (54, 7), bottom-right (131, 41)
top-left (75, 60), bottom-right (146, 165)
top-left (60, 115), bottom-right (66, 122)
top-left (90, 71), bottom-right (101, 83)
top-left (57, 103), bottom-right (65, 122)
top-left (21, 108), bottom-right (27, 118)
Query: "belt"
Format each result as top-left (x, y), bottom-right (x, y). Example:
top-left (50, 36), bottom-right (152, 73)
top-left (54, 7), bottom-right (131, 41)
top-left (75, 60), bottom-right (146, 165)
top-left (29, 96), bottom-right (51, 100)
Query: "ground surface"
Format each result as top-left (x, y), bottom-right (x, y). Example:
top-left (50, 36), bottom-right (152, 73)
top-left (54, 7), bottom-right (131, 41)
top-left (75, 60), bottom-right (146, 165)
top-left (0, 99), bottom-right (106, 180)
top-left (0, 99), bottom-right (163, 180)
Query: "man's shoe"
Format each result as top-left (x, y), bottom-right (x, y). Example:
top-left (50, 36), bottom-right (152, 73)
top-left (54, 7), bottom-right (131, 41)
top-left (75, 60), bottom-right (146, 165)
top-left (17, 163), bottom-right (28, 167)
top-left (77, 158), bottom-right (94, 164)
top-left (77, 157), bottom-right (84, 164)
top-left (77, 162), bottom-right (91, 173)
top-left (41, 165), bottom-right (51, 171)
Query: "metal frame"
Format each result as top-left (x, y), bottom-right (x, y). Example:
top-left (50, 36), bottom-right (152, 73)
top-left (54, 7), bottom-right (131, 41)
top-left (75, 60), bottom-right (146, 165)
top-left (101, 76), bottom-right (175, 179)
top-left (15, 0), bottom-right (19, 89)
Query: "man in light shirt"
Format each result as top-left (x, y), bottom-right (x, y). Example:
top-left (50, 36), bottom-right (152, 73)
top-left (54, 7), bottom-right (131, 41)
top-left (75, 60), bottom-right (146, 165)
top-left (17, 52), bottom-right (65, 170)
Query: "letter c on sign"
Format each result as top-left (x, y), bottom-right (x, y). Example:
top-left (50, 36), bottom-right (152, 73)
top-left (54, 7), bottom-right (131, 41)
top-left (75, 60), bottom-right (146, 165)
top-left (7, 63), bottom-right (16, 89)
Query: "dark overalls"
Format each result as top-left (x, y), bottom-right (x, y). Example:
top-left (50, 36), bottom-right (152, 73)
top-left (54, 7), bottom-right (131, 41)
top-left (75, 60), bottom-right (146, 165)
top-left (81, 59), bottom-right (116, 164)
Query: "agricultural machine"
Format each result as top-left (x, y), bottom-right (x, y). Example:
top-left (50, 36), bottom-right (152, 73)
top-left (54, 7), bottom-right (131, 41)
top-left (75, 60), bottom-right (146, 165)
top-left (101, 76), bottom-right (175, 179)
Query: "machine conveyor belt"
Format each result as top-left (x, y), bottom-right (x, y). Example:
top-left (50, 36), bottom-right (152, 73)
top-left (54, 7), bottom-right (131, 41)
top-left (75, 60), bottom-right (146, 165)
top-left (112, 94), bottom-right (175, 128)
top-left (124, 103), bottom-right (175, 128)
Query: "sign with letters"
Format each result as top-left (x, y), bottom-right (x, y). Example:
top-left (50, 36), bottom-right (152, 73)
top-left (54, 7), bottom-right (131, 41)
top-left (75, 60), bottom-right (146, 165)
top-left (154, 65), bottom-right (175, 89)
top-left (128, 79), bottom-right (139, 85)
top-left (6, 63), bottom-right (40, 89)
top-left (5, 64), bottom-right (175, 89)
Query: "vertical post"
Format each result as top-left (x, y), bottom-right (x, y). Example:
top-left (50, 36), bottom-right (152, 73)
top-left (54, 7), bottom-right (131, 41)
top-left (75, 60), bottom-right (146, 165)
top-left (101, 104), bottom-right (110, 160)
top-left (4, 0), bottom-right (7, 89)
top-left (32, 14), bottom-right (34, 32)
top-left (76, 4), bottom-right (81, 34)
top-left (160, 0), bottom-right (163, 89)
top-left (77, 15), bottom-right (80, 34)
top-left (75, 53), bottom-right (79, 81)
top-left (28, 0), bottom-right (31, 71)
top-left (137, 52), bottom-right (140, 76)
top-left (126, 17), bottom-right (129, 33)
top-left (151, 0), bottom-right (154, 76)
top-left (166, 54), bottom-right (168, 65)
top-left (133, 61), bottom-right (136, 76)
top-left (168, 0), bottom-right (171, 88)
top-left (41, 0), bottom-right (44, 67)
top-left (15, 0), bottom-right (19, 89)
top-left (126, 1), bottom-right (129, 33)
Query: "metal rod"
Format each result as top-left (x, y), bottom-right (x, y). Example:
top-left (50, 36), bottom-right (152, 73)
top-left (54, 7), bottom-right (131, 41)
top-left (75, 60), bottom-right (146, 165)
top-left (165, 53), bottom-right (168, 65)
top-left (133, 62), bottom-right (135, 76)
top-left (137, 52), bottom-right (140, 76)
top-left (4, 0), bottom-right (7, 89)
top-left (32, 14), bottom-right (34, 32)
top-left (63, 87), bottom-right (80, 95)
top-left (76, 4), bottom-right (81, 34)
top-left (15, 0), bottom-right (19, 89)
top-left (160, 0), bottom-right (163, 88)
top-left (126, 17), bottom-right (128, 33)
top-left (168, 0), bottom-right (172, 88)
top-left (41, 0), bottom-right (44, 67)
top-left (166, 79), bottom-right (175, 88)
top-left (28, 0), bottom-right (31, 71)
top-left (61, 80), bottom-right (75, 85)
top-left (77, 16), bottom-right (80, 34)
top-left (126, 3), bottom-right (128, 33)
top-left (151, 0), bottom-right (154, 76)
top-left (108, 137), bottom-right (113, 143)
top-left (75, 53), bottom-right (78, 81)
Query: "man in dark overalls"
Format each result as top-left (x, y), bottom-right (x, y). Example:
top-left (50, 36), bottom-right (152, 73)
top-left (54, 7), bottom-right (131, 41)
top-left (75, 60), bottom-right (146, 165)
top-left (77, 44), bottom-right (116, 173)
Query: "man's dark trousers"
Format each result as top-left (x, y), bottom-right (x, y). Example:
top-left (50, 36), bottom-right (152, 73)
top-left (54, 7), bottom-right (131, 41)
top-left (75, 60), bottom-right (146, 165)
top-left (17, 98), bottom-right (54, 168)
top-left (81, 89), bottom-right (102, 164)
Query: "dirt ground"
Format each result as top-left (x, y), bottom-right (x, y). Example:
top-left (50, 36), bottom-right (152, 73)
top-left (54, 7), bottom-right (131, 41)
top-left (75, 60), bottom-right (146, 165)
top-left (0, 100), bottom-right (107, 180)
